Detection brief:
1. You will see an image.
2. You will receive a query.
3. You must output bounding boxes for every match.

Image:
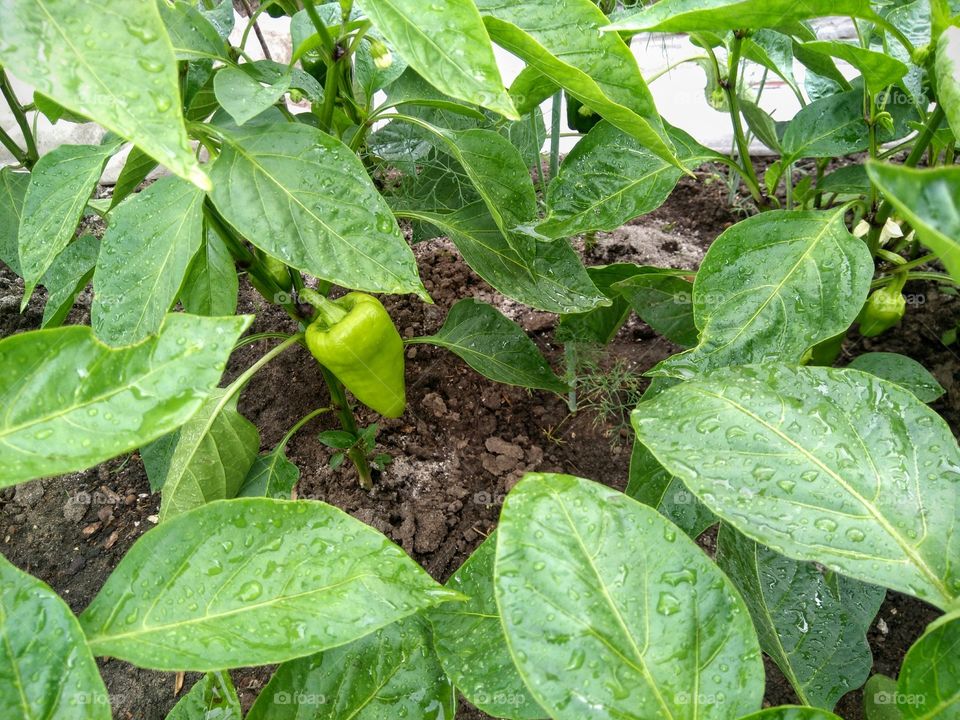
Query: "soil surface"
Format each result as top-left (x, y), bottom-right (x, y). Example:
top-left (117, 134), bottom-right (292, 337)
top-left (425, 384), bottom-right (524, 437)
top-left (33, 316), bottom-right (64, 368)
top-left (0, 170), bottom-right (955, 719)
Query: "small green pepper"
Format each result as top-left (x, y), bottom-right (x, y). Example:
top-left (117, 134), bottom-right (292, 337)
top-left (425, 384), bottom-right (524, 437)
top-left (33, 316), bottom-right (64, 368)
top-left (305, 291), bottom-right (406, 418)
top-left (565, 92), bottom-right (601, 133)
top-left (858, 286), bottom-right (906, 337)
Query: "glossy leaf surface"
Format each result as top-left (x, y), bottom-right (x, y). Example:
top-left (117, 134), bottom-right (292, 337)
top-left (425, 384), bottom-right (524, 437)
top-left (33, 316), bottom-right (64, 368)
top-left (938, 27), bottom-right (960, 137)
top-left (209, 119), bottom-right (425, 298)
top-left (246, 614), bottom-right (456, 720)
top-left (409, 299), bottom-right (567, 393)
top-left (429, 533), bottom-right (546, 719)
top-left (0, 0), bottom-right (208, 189)
top-left (80, 498), bottom-right (459, 670)
top-left (495, 473), bottom-right (764, 720)
top-left (633, 364), bottom-right (960, 609)
top-left (180, 223), bottom-right (239, 317)
top-left (0, 168), bottom-right (28, 275)
top-left (238, 448), bottom-right (299, 499)
top-left (848, 352), bottom-right (945, 403)
top-left (0, 555), bottom-right (109, 719)
top-left (165, 671), bottom-right (241, 720)
top-left (39, 233), bottom-right (99, 329)
top-left (0, 314), bottom-right (251, 488)
top-left (897, 612), bottom-right (960, 718)
top-left (92, 175), bottom-right (205, 345)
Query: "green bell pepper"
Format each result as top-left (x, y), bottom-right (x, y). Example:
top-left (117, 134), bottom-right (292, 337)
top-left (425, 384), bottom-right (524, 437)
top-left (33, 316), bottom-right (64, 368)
top-left (305, 291), bottom-right (406, 418)
top-left (565, 92), bottom-right (601, 133)
top-left (857, 286), bottom-right (906, 337)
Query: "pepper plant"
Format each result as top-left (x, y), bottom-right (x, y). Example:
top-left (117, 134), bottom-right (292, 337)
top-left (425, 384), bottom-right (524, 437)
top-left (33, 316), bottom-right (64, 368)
top-left (0, 0), bottom-right (959, 718)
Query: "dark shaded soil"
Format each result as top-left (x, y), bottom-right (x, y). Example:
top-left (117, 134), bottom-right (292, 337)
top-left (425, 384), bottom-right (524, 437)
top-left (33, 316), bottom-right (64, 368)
top-left (0, 170), bottom-right (956, 719)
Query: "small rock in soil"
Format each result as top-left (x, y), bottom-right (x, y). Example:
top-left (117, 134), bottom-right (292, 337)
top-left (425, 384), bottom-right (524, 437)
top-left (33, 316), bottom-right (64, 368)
top-left (484, 436), bottom-right (524, 460)
top-left (14, 481), bottom-right (44, 506)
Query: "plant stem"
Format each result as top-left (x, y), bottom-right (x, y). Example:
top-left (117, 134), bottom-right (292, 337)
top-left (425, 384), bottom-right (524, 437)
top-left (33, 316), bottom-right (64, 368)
top-left (0, 69), bottom-right (37, 167)
top-left (234, 332), bottom-right (295, 350)
top-left (279, 406), bottom-right (332, 450)
top-left (723, 35), bottom-right (763, 205)
top-left (318, 365), bottom-right (373, 490)
top-left (227, 334), bottom-right (303, 397)
top-left (871, 270), bottom-right (957, 289)
top-left (239, 0), bottom-right (272, 60)
top-left (0, 124), bottom-right (26, 165)
top-left (302, 0), bottom-right (337, 56)
top-left (549, 90), bottom-right (562, 180)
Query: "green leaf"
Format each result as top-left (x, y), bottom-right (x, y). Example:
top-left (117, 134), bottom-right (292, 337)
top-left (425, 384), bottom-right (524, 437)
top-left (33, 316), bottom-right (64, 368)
top-left (614, 270), bottom-right (698, 348)
top-left (539, 123), bottom-right (718, 238)
top-left (627, 440), bottom-right (716, 539)
top-left (79, 498), bottom-right (461, 670)
top-left (509, 66), bottom-right (558, 116)
top-left (208, 119), bottom-right (426, 298)
top-left (214, 65), bottom-right (291, 126)
top-left (109, 147), bottom-right (158, 210)
top-left (158, 0), bottom-right (229, 62)
top-left (0, 554), bottom-right (109, 720)
top-left (40, 233), bottom-right (99, 329)
top-left (716, 525), bottom-right (885, 709)
top-left (0, 168), bottom-right (29, 275)
top-left (354, 40), bottom-right (408, 105)
top-left (897, 612), bottom-right (960, 718)
top-left (866, 162), bottom-right (960, 283)
top-left (848, 352), bottom-right (945, 403)
top-left (180, 222), bottom-right (239, 317)
top-left (792, 41), bottom-right (852, 94)
top-left (863, 675), bottom-right (901, 720)
top-left (782, 89), bottom-right (914, 162)
top-left (606, 0), bottom-right (878, 33)
top-left (495, 473), bottom-right (764, 719)
top-left (743, 30), bottom-right (802, 100)
top-left (740, 98), bottom-right (783, 153)
top-left (142, 431), bottom-right (180, 493)
top-left (632, 364), bottom-right (960, 609)
top-left (799, 41), bottom-right (908, 96)
top-left (165, 671), bottom-right (241, 720)
top-left (0, 314), bottom-right (251, 488)
top-left (406, 203), bottom-right (607, 314)
top-left (246, 614), bottom-right (456, 720)
top-left (556, 263), bottom-right (646, 345)
top-left (356, 0), bottom-right (516, 119)
top-left (739, 709), bottom-right (844, 720)
top-left (92, 175), bottom-right (205, 345)
top-left (238, 448), bottom-right (299, 499)
top-left (18, 141), bottom-right (118, 303)
top-left (475, 0), bottom-right (680, 170)
top-left (817, 165), bottom-right (870, 196)
top-left (316, 430), bottom-right (357, 449)
top-left (409, 299), bottom-right (568, 393)
top-left (429, 532), bottom-right (547, 719)
top-left (938, 27), bottom-right (960, 138)
top-left (159, 390), bottom-right (260, 522)
top-left (653, 210), bottom-right (873, 378)
top-left (0, 0), bottom-right (209, 189)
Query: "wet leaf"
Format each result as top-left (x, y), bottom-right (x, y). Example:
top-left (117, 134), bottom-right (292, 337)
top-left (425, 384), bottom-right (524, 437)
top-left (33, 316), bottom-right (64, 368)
top-left (0, 0), bottom-right (209, 189)
top-left (896, 611), bottom-right (960, 718)
top-left (429, 532), bottom-right (547, 719)
top-left (92, 176), bottom-right (205, 345)
top-left (799, 42), bottom-right (908, 96)
top-left (495, 473), bottom-right (764, 720)
top-left (214, 66), bottom-right (291, 126)
top-left (652, 210), bottom-right (872, 378)
top-left (863, 675), bottom-right (901, 720)
top-left (356, 0), bottom-right (516, 118)
top-left (938, 27), bottom-right (960, 137)
top-left (475, 0), bottom-right (679, 169)
top-left (18, 141), bottom-right (118, 303)
top-left (539, 123), bottom-right (719, 238)
top-left (0, 554), bottom-right (109, 719)
top-left (79, 498), bottom-right (461, 670)
top-left (0, 168), bottom-right (29, 275)
top-left (556, 264), bottom-right (647, 345)
top-left (246, 614), bottom-right (456, 720)
top-left (158, 390), bottom-right (260, 522)
top-left (408, 203), bottom-right (607, 314)
top-left (866, 162), bottom-right (960, 284)
top-left (109, 147), bottom-right (158, 210)
top-left (848, 352), bottom-right (945, 403)
top-left (180, 222), bottom-right (239, 318)
top-left (633, 364), bottom-right (960, 610)
top-left (208, 119), bottom-right (425, 298)
top-left (409, 299), bottom-right (568, 393)
top-left (40, 233), bottom-right (99, 328)
top-left (614, 269), bottom-right (698, 347)
top-left (607, 0), bottom-right (878, 33)
top-left (238, 448), bottom-right (299, 500)
top-left (717, 525), bottom-right (885, 709)
top-left (739, 708), bottom-right (844, 720)
top-left (165, 671), bottom-right (240, 720)
top-left (0, 313), bottom-right (251, 488)
top-left (158, 0), bottom-right (229, 62)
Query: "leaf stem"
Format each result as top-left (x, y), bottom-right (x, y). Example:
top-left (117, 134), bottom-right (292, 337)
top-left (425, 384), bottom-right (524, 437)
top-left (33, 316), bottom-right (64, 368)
top-left (226, 334), bottom-right (303, 398)
top-left (279, 406), bottom-right (332, 451)
top-left (549, 90), bottom-right (562, 180)
top-left (0, 69), bottom-right (37, 167)
top-left (318, 365), bottom-right (373, 490)
top-left (723, 35), bottom-right (763, 205)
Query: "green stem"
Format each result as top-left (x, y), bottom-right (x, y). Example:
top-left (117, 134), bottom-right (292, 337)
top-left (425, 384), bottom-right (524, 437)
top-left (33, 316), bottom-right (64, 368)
top-left (549, 90), bottom-right (562, 180)
top-left (647, 55), bottom-right (709, 84)
top-left (0, 69), bottom-right (37, 167)
top-left (871, 271), bottom-right (957, 289)
top-left (302, 0), bottom-right (337, 56)
top-left (279, 406), bottom-right (332, 450)
top-left (318, 365), bottom-right (373, 490)
top-left (299, 287), bottom-right (348, 324)
top-left (723, 36), bottom-right (763, 205)
top-left (317, 52), bottom-right (341, 133)
top-left (226, 334), bottom-right (303, 398)
top-left (0, 124), bottom-right (26, 165)
top-left (234, 332), bottom-right (295, 350)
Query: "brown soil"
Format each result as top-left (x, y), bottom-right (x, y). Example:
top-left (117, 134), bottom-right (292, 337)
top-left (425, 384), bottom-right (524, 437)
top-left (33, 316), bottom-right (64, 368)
top-left (0, 170), bottom-right (956, 719)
